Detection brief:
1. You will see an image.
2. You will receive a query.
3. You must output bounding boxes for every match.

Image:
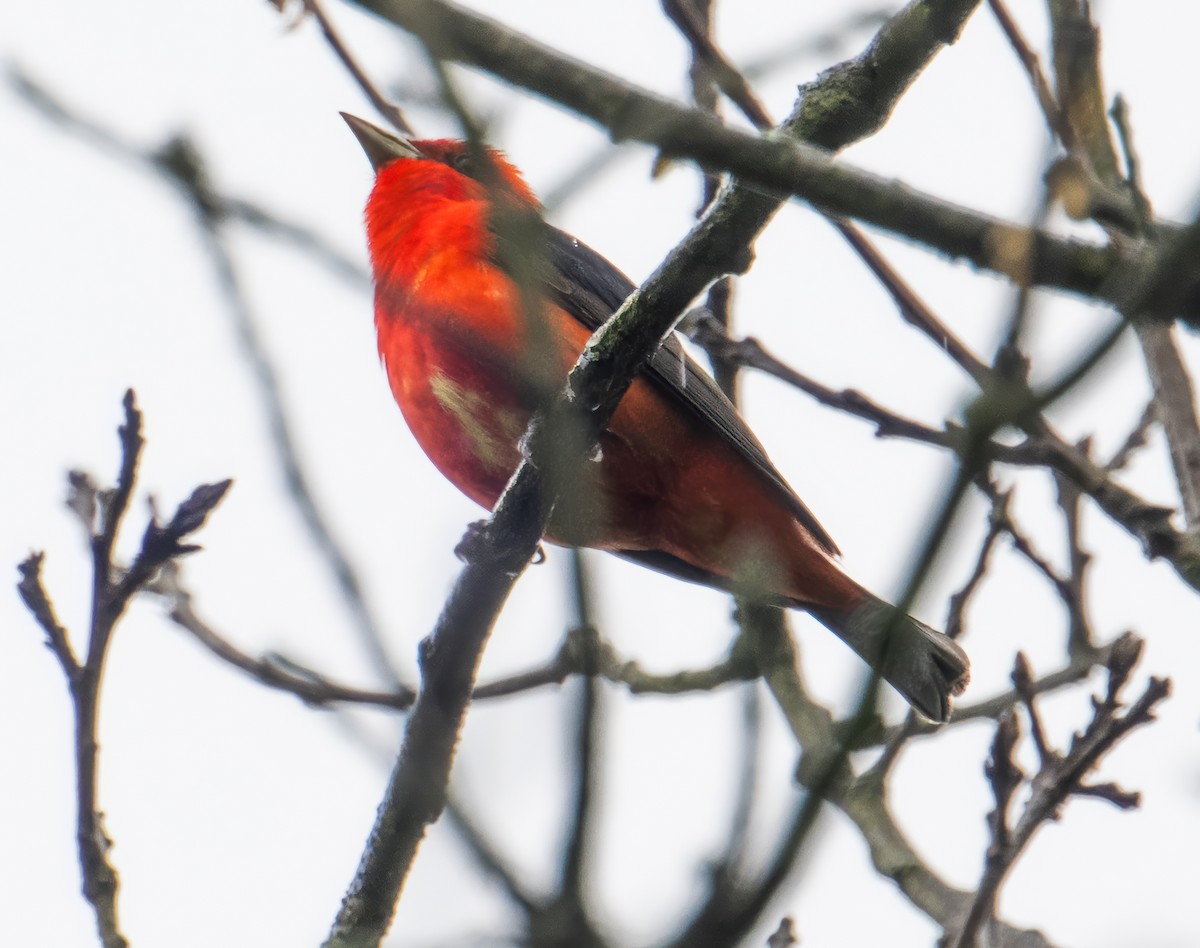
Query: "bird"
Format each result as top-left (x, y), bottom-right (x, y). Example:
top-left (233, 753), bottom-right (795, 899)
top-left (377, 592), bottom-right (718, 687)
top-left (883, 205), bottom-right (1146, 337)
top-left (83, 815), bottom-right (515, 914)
top-left (342, 113), bottom-right (969, 721)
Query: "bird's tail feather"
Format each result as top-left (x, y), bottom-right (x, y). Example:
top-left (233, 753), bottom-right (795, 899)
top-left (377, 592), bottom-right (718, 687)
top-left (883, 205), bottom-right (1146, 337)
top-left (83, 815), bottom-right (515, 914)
top-left (809, 596), bottom-right (969, 722)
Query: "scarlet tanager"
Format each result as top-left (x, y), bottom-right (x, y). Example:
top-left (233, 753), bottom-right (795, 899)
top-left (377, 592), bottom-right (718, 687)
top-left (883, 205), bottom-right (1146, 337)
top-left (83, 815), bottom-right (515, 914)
top-left (343, 113), bottom-right (969, 721)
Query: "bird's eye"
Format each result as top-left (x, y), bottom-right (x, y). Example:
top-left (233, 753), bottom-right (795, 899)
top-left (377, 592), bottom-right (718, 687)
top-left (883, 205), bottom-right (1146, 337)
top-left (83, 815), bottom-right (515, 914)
top-left (450, 152), bottom-right (472, 175)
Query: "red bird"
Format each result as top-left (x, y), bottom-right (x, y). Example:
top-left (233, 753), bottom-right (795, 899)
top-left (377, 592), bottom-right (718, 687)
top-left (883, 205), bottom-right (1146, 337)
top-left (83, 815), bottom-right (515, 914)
top-left (343, 114), bottom-right (969, 721)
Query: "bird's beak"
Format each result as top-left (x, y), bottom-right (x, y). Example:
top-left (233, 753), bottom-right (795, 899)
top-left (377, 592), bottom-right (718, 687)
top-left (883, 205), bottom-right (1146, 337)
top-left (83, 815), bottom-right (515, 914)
top-left (340, 112), bottom-right (422, 172)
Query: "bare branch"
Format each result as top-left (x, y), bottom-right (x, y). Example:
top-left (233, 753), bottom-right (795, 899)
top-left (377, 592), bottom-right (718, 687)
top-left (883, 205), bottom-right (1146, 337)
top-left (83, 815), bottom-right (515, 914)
top-left (1104, 401), bottom-right (1157, 472)
top-left (832, 218), bottom-right (991, 384)
top-left (557, 551), bottom-right (601, 928)
top-left (661, 0), bottom-right (773, 130)
top-left (681, 310), bottom-right (957, 449)
top-left (1110, 94), bottom-right (1154, 230)
top-left (440, 792), bottom-right (540, 916)
top-left (299, 0), bottom-right (414, 134)
top-left (944, 487), bottom-right (1008, 641)
top-left (951, 637), bottom-right (1169, 946)
top-left (986, 0), bottom-right (1075, 150)
top-left (151, 563), bottom-right (415, 710)
top-left (741, 10), bottom-right (892, 81)
top-left (157, 556), bottom-right (751, 711)
top-left (682, 289), bottom-right (1200, 594)
top-left (16, 393), bottom-right (232, 948)
top-left (16, 553), bottom-right (79, 678)
top-left (1133, 323), bottom-right (1200, 527)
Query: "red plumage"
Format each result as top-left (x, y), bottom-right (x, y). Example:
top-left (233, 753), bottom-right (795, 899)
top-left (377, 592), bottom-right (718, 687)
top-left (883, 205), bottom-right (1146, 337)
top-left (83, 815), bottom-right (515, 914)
top-left (345, 115), bottom-right (968, 720)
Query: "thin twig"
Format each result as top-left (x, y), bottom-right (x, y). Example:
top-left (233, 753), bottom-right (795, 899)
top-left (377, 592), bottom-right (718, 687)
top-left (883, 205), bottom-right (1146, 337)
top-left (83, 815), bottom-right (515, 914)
top-left (1133, 324), bottom-right (1200, 527)
top-left (987, 0), bottom-right (1075, 149)
top-left (1110, 94), bottom-right (1153, 231)
top-left (681, 311), bottom-right (955, 448)
top-left (832, 218), bottom-right (991, 384)
top-left (741, 9), bottom-right (891, 81)
top-left (16, 554), bottom-right (79, 678)
top-left (300, 0), bottom-right (414, 134)
top-left (683, 296), bottom-right (1200, 593)
top-left (1105, 401), bottom-right (1157, 472)
top-left (440, 795), bottom-right (539, 915)
top-left (152, 563), bottom-right (414, 709)
top-left (946, 486), bottom-right (1009, 641)
top-left (533, 551), bottom-right (605, 944)
top-left (561, 553), bottom-right (599, 894)
top-left (661, 0), bottom-right (773, 130)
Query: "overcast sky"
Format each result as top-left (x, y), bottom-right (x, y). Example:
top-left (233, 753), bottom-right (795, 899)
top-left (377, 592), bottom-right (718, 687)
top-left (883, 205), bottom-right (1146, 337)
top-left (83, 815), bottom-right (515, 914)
top-left (3, 2), bottom-right (1200, 946)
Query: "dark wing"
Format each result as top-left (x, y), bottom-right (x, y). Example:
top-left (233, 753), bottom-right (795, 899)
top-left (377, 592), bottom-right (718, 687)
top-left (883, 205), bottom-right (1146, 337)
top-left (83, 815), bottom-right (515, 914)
top-left (538, 225), bottom-right (839, 557)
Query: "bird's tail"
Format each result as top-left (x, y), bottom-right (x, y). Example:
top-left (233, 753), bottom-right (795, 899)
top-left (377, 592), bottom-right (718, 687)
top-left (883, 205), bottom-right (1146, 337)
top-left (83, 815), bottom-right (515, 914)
top-left (808, 595), bottom-right (969, 722)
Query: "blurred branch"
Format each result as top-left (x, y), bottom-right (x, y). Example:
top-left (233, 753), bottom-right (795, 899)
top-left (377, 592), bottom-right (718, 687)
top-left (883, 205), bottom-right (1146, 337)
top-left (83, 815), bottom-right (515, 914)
top-left (1047, 0), bottom-right (1119, 183)
top-left (153, 135), bottom-right (404, 687)
top-left (666, 11), bottom-right (771, 929)
top-left (440, 795), bottom-right (540, 917)
top-left (944, 486), bottom-right (1008, 641)
top-left (540, 143), bottom-right (630, 214)
top-left (527, 550), bottom-right (606, 946)
top-left (16, 392), bottom-right (231, 948)
top-left (662, 0), bottom-right (772, 130)
top-left (6, 64), bottom-right (369, 286)
top-left (1110, 94), bottom-right (1154, 233)
top-left (669, 606), bottom-right (834, 947)
top-left (681, 309), bottom-right (958, 449)
top-left (831, 218), bottom-right (992, 384)
top-left (1134, 323), bottom-right (1200, 526)
top-left (987, 0), bottom-right (1075, 151)
top-left (1104, 401), bottom-right (1157, 473)
top-left (951, 641), bottom-right (1169, 947)
top-left (299, 0), bottom-right (414, 134)
top-left (673, 0), bottom-right (745, 408)
top-left (741, 9), bottom-right (892, 80)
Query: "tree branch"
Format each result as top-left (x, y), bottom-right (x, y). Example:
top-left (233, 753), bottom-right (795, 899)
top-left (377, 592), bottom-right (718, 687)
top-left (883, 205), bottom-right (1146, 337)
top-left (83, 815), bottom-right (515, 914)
top-left (16, 393), bottom-right (231, 948)
top-left (950, 638), bottom-right (1169, 946)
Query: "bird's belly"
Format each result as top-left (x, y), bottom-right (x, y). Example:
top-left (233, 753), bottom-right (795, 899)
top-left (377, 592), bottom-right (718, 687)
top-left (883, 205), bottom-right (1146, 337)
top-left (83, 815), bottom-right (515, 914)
top-left (383, 327), bottom-right (529, 511)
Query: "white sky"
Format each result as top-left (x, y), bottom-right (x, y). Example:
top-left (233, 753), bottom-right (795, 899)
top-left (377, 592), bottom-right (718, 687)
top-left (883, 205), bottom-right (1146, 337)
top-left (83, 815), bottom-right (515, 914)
top-left (3, 1), bottom-right (1200, 946)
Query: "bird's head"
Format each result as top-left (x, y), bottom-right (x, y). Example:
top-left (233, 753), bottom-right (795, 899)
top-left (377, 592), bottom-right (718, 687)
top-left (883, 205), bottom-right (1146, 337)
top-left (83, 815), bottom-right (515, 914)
top-left (341, 112), bottom-right (539, 209)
